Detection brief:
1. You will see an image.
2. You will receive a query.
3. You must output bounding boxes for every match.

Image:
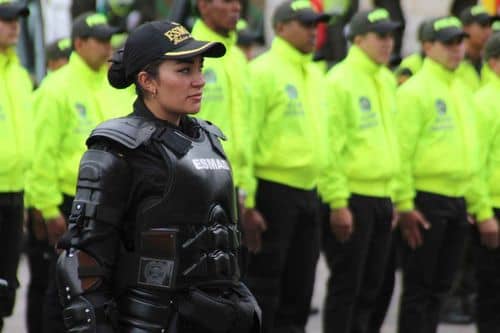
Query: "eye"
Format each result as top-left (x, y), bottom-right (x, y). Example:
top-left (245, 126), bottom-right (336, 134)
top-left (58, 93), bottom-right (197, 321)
top-left (178, 67), bottom-right (191, 74)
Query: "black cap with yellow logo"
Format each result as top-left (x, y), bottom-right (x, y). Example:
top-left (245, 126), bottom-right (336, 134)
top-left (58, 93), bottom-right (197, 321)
top-left (272, 0), bottom-right (330, 27)
top-left (108, 20), bottom-right (226, 89)
top-left (0, 0), bottom-right (29, 20)
top-left (347, 8), bottom-right (401, 40)
top-left (72, 12), bottom-right (120, 41)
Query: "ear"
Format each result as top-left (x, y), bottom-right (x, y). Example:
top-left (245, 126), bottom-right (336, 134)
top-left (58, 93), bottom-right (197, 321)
top-left (275, 22), bottom-right (286, 36)
top-left (137, 71), bottom-right (157, 94)
top-left (73, 37), bottom-right (84, 53)
top-left (353, 34), bottom-right (363, 45)
top-left (422, 41), bottom-right (433, 55)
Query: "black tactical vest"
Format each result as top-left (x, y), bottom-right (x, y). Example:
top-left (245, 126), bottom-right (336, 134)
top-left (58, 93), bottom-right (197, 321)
top-left (87, 115), bottom-right (241, 293)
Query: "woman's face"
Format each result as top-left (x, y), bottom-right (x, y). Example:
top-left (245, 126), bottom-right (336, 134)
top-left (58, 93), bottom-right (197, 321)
top-left (153, 56), bottom-right (206, 116)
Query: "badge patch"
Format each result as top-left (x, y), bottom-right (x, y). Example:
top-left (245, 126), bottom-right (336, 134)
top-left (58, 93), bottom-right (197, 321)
top-left (138, 257), bottom-right (174, 288)
top-left (285, 84), bottom-right (298, 99)
top-left (359, 97), bottom-right (371, 112)
top-left (203, 69), bottom-right (217, 84)
top-left (435, 99), bottom-right (447, 115)
top-left (75, 103), bottom-right (87, 117)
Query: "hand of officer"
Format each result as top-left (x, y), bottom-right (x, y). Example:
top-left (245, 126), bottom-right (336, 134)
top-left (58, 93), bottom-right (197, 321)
top-left (31, 208), bottom-right (48, 241)
top-left (399, 210), bottom-right (431, 250)
top-left (330, 207), bottom-right (354, 243)
top-left (477, 218), bottom-right (500, 249)
top-left (242, 208), bottom-right (267, 254)
top-left (391, 208), bottom-right (399, 230)
top-left (46, 214), bottom-right (67, 247)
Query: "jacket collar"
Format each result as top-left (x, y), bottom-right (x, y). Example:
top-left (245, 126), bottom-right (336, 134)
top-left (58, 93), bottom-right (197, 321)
top-left (0, 47), bottom-right (19, 70)
top-left (271, 37), bottom-right (312, 67)
top-left (345, 45), bottom-right (382, 75)
top-left (191, 19), bottom-right (236, 51)
top-left (421, 58), bottom-right (456, 85)
top-left (68, 52), bottom-right (107, 86)
top-left (132, 98), bottom-right (198, 135)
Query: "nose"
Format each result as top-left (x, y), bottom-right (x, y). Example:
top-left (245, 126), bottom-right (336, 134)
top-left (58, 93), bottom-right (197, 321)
top-left (193, 72), bottom-right (205, 88)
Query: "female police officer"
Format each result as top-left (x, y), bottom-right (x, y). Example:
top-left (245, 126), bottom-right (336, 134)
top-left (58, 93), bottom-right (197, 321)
top-left (55, 20), bottom-right (261, 333)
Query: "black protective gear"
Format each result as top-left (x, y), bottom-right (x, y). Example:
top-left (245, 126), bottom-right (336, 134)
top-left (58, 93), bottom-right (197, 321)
top-left (57, 100), bottom-right (261, 333)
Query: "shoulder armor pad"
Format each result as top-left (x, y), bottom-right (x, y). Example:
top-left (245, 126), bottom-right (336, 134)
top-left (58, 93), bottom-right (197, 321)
top-left (87, 116), bottom-right (156, 149)
top-left (197, 119), bottom-right (227, 141)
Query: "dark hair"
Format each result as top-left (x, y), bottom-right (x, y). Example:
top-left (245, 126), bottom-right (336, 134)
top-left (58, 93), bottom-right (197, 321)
top-left (134, 59), bottom-right (163, 100)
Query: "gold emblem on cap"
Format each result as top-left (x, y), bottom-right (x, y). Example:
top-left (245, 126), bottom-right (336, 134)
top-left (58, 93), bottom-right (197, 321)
top-left (164, 25), bottom-right (191, 45)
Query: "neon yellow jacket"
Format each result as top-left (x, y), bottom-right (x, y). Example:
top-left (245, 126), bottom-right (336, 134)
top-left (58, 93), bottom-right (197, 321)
top-left (474, 74), bottom-right (500, 212)
top-left (481, 63), bottom-right (496, 85)
top-left (396, 58), bottom-right (489, 219)
top-left (319, 45), bottom-right (400, 209)
top-left (191, 20), bottom-right (254, 204)
top-left (249, 37), bottom-right (327, 206)
top-left (456, 58), bottom-right (482, 92)
top-left (0, 48), bottom-right (33, 192)
top-left (396, 53), bottom-right (424, 77)
top-left (26, 53), bottom-right (134, 219)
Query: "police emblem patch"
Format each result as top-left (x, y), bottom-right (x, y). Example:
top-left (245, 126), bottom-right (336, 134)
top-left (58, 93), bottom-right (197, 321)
top-left (203, 69), bottom-right (217, 83)
top-left (138, 257), bottom-right (174, 288)
top-left (435, 99), bottom-right (447, 115)
top-left (359, 96), bottom-right (371, 112)
top-left (285, 84), bottom-right (298, 99)
top-left (75, 103), bottom-right (87, 117)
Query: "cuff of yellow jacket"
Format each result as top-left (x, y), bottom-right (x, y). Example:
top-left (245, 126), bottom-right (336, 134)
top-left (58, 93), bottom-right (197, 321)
top-left (396, 199), bottom-right (414, 212)
top-left (41, 206), bottom-right (61, 221)
top-left (244, 195), bottom-right (256, 209)
top-left (330, 199), bottom-right (348, 210)
top-left (476, 208), bottom-right (494, 223)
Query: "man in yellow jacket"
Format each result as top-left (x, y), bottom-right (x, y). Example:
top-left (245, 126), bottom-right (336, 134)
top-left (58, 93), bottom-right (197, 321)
top-left (319, 8), bottom-right (401, 333)
top-left (395, 16), bottom-right (495, 333)
top-left (472, 33), bottom-right (500, 333)
top-left (243, 1), bottom-right (329, 332)
top-left (25, 12), bottom-right (131, 333)
top-left (192, 0), bottom-right (254, 209)
top-left (456, 5), bottom-right (495, 91)
top-left (0, 1), bottom-right (31, 329)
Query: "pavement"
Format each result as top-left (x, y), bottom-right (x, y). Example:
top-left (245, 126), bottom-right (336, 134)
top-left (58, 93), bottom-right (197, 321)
top-left (4, 255), bottom-right (475, 333)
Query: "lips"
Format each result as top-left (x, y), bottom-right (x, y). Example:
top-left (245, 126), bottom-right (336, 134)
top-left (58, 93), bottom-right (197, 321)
top-left (188, 93), bottom-right (203, 101)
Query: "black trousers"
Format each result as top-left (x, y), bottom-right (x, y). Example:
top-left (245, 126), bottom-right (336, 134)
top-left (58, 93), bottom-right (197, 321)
top-left (244, 179), bottom-right (321, 333)
top-left (42, 194), bottom-right (74, 333)
top-left (397, 191), bottom-right (468, 333)
top-left (25, 208), bottom-right (53, 333)
top-left (322, 194), bottom-right (393, 333)
top-left (368, 229), bottom-right (400, 333)
top-left (473, 208), bottom-right (500, 333)
top-left (0, 192), bottom-right (24, 330)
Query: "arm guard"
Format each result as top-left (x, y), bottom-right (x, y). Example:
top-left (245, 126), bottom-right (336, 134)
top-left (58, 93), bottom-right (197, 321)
top-left (56, 145), bottom-right (132, 333)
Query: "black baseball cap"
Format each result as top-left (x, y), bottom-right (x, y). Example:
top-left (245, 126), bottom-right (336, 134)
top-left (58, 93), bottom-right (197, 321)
top-left (484, 33), bottom-right (500, 60)
top-left (46, 38), bottom-right (72, 61)
top-left (460, 5), bottom-right (497, 26)
top-left (0, 0), bottom-right (29, 20)
top-left (421, 16), bottom-right (468, 43)
top-left (417, 19), bottom-right (434, 42)
top-left (108, 20), bottom-right (226, 89)
top-left (347, 8), bottom-right (401, 40)
top-left (236, 19), bottom-right (258, 46)
top-left (273, 0), bottom-right (330, 27)
top-left (71, 12), bottom-right (120, 41)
